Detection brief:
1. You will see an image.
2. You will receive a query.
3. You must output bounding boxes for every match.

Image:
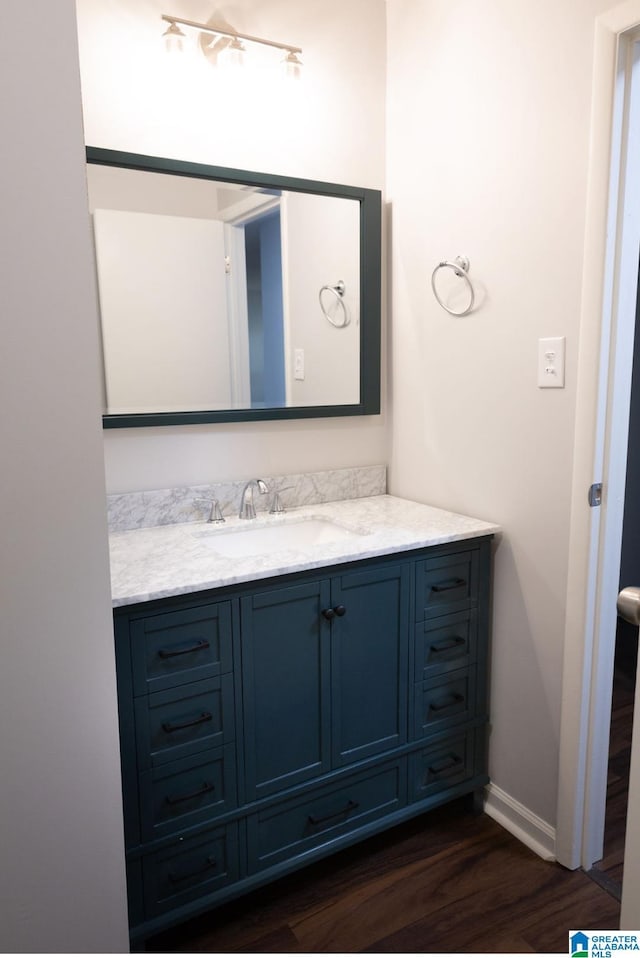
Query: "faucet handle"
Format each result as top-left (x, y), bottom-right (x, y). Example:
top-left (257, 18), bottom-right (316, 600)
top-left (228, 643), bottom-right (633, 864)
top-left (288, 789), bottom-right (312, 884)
top-left (195, 497), bottom-right (225, 523)
top-left (269, 486), bottom-right (293, 514)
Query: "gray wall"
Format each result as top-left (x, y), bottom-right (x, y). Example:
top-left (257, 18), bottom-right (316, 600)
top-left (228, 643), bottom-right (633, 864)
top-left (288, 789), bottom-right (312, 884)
top-left (0, 1), bottom-right (129, 950)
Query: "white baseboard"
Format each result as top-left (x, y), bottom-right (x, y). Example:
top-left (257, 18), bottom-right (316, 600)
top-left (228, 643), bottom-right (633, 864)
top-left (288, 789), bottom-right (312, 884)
top-left (483, 783), bottom-right (556, 862)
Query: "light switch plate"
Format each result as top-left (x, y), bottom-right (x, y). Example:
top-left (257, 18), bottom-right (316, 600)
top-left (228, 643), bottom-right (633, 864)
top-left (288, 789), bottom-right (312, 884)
top-left (538, 336), bottom-right (565, 388)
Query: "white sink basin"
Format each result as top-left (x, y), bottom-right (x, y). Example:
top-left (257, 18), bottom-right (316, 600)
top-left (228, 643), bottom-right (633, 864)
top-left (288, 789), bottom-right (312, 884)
top-left (193, 516), bottom-right (369, 558)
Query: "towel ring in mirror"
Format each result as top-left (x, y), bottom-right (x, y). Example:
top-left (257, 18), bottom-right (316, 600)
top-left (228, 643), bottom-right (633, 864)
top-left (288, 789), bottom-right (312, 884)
top-left (319, 280), bottom-right (349, 327)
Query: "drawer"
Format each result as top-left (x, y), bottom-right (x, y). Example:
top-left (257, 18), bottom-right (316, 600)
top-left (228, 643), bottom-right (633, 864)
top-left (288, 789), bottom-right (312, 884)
top-left (415, 609), bottom-right (478, 681)
top-left (408, 730), bottom-right (476, 803)
top-left (415, 550), bottom-right (479, 621)
top-left (413, 668), bottom-right (475, 739)
top-left (141, 822), bottom-right (239, 919)
top-left (247, 759), bottom-right (406, 873)
top-left (135, 675), bottom-right (235, 769)
top-left (130, 601), bottom-right (233, 696)
top-left (139, 744), bottom-right (237, 842)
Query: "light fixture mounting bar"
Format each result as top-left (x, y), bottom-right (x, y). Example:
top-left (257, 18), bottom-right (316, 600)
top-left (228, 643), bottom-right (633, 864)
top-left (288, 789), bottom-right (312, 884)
top-left (161, 14), bottom-right (302, 55)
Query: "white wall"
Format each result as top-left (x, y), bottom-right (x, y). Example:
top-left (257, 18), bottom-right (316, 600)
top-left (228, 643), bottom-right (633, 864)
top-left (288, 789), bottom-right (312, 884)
top-left (94, 209), bottom-right (231, 412)
top-left (386, 0), bottom-right (613, 827)
top-left (285, 192), bottom-right (360, 406)
top-left (75, 0), bottom-right (388, 493)
top-left (0, 0), bottom-right (129, 951)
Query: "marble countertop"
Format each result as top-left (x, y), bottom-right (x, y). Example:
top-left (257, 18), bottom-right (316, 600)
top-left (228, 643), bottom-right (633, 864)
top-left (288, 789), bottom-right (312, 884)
top-left (109, 495), bottom-right (500, 607)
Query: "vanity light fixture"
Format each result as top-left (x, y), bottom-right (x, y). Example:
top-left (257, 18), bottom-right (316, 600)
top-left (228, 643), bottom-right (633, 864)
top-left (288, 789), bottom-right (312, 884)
top-left (161, 14), bottom-right (303, 74)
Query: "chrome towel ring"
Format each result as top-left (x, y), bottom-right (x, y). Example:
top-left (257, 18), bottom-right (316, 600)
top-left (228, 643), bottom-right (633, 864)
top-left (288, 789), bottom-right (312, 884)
top-left (319, 280), bottom-right (349, 328)
top-left (431, 256), bottom-right (475, 316)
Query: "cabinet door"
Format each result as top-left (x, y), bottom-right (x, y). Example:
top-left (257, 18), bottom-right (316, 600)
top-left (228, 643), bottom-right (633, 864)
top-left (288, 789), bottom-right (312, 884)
top-left (331, 563), bottom-right (409, 767)
top-left (242, 580), bottom-right (332, 800)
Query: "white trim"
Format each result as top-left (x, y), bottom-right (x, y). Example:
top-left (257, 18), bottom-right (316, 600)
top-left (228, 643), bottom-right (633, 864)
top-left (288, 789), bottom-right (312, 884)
top-left (279, 193), bottom-right (293, 404)
top-left (583, 34), bottom-right (640, 870)
top-left (484, 784), bottom-right (556, 863)
top-left (217, 191), bottom-right (280, 225)
top-left (223, 222), bottom-right (251, 407)
top-left (557, 1), bottom-right (640, 872)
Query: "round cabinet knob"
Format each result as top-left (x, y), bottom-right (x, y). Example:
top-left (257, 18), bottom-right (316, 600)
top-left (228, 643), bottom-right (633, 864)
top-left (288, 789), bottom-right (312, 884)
top-left (322, 608), bottom-right (336, 621)
top-left (334, 605), bottom-right (346, 617)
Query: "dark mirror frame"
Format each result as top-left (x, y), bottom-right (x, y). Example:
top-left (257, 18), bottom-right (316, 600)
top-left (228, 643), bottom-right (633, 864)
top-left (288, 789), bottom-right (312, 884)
top-left (87, 147), bottom-right (381, 429)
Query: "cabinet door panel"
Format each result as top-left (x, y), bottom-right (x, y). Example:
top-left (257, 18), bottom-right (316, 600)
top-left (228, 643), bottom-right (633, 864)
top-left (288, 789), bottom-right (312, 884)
top-left (413, 668), bottom-right (475, 739)
top-left (242, 581), bottom-right (332, 800)
top-left (331, 563), bottom-right (409, 766)
top-left (247, 759), bottom-right (405, 872)
top-left (131, 601), bottom-right (233, 695)
top-left (415, 549), bottom-right (479, 621)
top-left (139, 744), bottom-right (237, 842)
top-left (408, 731), bottom-right (476, 802)
top-left (415, 609), bottom-right (478, 682)
top-left (141, 822), bottom-right (239, 918)
top-left (135, 675), bottom-right (234, 769)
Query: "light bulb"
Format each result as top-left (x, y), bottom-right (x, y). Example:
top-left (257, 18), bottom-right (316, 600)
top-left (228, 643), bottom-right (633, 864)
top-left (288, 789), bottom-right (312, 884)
top-left (162, 20), bottom-right (186, 54)
top-left (220, 36), bottom-right (246, 68)
top-left (283, 50), bottom-right (302, 80)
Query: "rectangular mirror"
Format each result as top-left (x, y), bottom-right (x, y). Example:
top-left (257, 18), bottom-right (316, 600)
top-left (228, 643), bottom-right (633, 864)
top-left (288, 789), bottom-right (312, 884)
top-left (86, 148), bottom-right (381, 427)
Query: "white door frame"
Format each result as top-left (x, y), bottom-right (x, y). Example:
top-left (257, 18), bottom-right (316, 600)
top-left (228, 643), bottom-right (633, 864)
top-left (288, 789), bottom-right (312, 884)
top-left (223, 196), bottom-right (287, 408)
top-left (557, 2), bottom-right (640, 874)
top-left (223, 222), bottom-right (252, 408)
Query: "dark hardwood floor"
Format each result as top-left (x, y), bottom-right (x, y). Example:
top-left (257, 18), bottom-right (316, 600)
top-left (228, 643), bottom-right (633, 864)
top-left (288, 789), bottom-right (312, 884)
top-left (147, 797), bottom-right (620, 954)
top-left (588, 658), bottom-right (637, 898)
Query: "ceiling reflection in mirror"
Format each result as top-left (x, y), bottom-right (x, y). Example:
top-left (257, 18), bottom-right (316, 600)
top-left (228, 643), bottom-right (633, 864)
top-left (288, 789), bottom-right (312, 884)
top-left (85, 150), bottom-right (380, 427)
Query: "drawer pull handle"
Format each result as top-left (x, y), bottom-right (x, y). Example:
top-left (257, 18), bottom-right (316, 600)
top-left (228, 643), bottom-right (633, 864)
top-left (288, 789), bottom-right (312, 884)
top-left (431, 577), bottom-right (466, 593)
top-left (162, 711), bottom-right (213, 734)
top-left (428, 755), bottom-right (463, 776)
top-left (429, 636), bottom-right (466, 655)
top-left (322, 608), bottom-right (336, 621)
top-left (165, 781), bottom-right (216, 806)
top-left (307, 799), bottom-right (359, 827)
top-left (158, 639), bottom-right (210, 659)
top-left (429, 693), bottom-right (465, 713)
top-left (167, 854), bottom-right (217, 884)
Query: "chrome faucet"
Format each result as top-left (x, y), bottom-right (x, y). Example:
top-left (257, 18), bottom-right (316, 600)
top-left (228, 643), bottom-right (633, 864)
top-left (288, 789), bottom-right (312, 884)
top-left (239, 478), bottom-right (269, 519)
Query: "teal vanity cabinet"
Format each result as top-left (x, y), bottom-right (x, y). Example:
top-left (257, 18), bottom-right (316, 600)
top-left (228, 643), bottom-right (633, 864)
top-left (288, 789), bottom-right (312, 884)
top-left (112, 537), bottom-right (492, 946)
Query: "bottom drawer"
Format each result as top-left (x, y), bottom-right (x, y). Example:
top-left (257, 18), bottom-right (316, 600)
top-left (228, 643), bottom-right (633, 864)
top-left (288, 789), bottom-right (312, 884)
top-left (409, 731), bottom-right (476, 803)
top-left (248, 759), bottom-right (406, 873)
top-left (141, 822), bottom-right (239, 918)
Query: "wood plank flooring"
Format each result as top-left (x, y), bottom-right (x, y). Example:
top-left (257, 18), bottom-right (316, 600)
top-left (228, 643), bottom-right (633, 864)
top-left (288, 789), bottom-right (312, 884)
top-left (146, 798), bottom-right (620, 953)
top-left (588, 664), bottom-right (636, 897)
